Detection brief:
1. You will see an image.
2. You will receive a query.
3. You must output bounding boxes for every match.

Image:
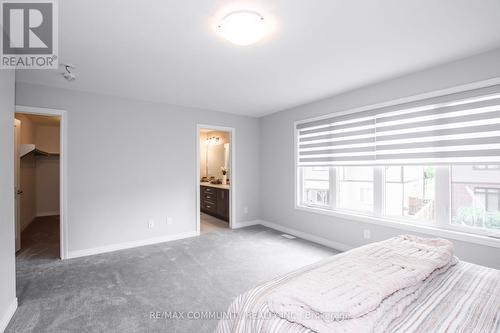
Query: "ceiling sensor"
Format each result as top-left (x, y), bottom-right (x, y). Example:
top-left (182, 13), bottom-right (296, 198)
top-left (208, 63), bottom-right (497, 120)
top-left (61, 63), bottom-right (76, 81)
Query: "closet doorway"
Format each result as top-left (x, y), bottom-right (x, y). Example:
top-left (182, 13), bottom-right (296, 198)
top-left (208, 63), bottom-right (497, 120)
top-left (196, 125), bottom-right (235, 234)
top-left (14, 106), bottom-right (67, 260)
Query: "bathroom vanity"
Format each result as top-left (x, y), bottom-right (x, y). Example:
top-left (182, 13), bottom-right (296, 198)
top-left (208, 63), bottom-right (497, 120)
top-left (200, 183), bottom-right (230, 222)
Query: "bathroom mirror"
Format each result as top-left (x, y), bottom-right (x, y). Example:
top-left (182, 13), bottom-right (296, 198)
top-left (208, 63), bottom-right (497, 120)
top-left (200, 130), bottom-right (231, 180)
top-left (207, 143), bottom-right (225, 177)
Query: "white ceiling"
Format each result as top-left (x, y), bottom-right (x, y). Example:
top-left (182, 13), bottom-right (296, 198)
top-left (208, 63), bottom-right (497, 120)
top-left (16, 0), bottom-right (500, 117)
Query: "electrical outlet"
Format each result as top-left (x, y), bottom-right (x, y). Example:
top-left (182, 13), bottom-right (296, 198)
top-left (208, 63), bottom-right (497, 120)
top-left (166, 216), bottom-right (173, 225)
top-left (243, 207), bottom-right (248, 214)
top-left (363, 229), bottom-right (371, 240)
top-left (148, 219), bottom-right (155, 229)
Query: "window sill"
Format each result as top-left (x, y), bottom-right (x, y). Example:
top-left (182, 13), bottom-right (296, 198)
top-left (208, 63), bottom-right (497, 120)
top-left (295, 204), bottom-right (500, 249)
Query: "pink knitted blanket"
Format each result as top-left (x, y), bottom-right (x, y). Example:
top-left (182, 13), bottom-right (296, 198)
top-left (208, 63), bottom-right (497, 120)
top-left (266, 235), bottom-right (454, 331)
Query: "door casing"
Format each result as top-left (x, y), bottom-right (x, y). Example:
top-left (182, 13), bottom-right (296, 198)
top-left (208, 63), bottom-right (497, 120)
top-left (15, 105), bottom-right (68, 259)
top-left (196, 124), bottom-right (236, 233)
top-left (14, 119), bottom-right (21, 252)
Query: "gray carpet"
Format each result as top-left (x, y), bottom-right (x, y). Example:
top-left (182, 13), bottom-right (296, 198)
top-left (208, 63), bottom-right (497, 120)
top-left (7, 216), bottom-right (338, 333)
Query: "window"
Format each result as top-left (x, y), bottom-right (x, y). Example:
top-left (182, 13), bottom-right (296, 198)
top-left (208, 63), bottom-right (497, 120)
top-left (299, 164), bottom-right (500, 236)
top-left (296, 83), bottom-right (500, 239)
top-left (337, 167), bottom-right (373, 212)
top-left (384, 166), bottom-right (435, 222)
top-left (451, 165), bottom-right (500, 232)
top-left (301, 167), bottom-right (331, 207)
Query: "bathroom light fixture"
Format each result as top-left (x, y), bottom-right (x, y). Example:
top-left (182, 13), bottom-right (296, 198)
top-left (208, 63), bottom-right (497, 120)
top-left (206, 136), bottom-right (221, 145)
top-left (218, 10), bottom-right (265, 46)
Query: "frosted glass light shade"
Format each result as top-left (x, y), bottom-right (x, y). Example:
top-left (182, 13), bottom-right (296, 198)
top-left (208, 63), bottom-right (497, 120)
top-left (218, 11), bottom-right (265, 46)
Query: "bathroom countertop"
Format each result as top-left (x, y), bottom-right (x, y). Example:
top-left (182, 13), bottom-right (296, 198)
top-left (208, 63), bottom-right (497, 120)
top-left (200, 182), bottom-right (230, 190)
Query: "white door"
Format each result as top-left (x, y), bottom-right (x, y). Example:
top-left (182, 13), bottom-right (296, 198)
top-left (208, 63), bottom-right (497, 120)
top-left (14, 119), bottom-right (21, 252)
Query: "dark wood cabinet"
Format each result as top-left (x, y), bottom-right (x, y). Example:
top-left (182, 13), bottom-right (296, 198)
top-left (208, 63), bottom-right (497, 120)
top-left (200, 185), bottom-right (229, 222)
top-left (216, 188), bottom-right (229, 219)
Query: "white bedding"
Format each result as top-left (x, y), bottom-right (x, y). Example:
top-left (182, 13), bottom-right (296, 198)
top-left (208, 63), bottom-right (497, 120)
top-left (215, 235), bottom-right (500, 333)
top-left (215, 259), bottom-right (500, 333)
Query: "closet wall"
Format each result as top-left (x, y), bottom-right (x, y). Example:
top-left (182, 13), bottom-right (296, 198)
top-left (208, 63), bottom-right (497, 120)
top-left (35, 125), bottom-right (60, 216)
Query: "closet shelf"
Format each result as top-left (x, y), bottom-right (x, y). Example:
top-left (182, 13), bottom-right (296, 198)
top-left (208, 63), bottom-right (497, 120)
top-left (20, 144), bottom-right (59, 158)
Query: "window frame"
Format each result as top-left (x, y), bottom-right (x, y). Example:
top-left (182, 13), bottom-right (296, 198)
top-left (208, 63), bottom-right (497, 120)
top-left (448, 167), bottom-right (500, 235)
top-left (298, 165), bottom-right (443, 224)
top-left (297, 163), bottom-right (500, 241)
top-left (381, 166), bottom-right (437, 225)
top-left (294, 78), bottom-right (500, 249)
top-left (335, 166), bottom-right (375, 214)
top-left (298, 166), bottom-right (333, 209)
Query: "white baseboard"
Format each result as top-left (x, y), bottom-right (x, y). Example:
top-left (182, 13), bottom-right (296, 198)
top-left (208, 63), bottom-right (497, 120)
top-left (0, 298), bottom-right (17, 333)
top-left (231, 219), bottom-right (261, 229)
top-left (36, 211), bottom-right (59, 217)
top-left (67, 231), bottom-right (198, 259)
top-left (259, 220), bottom-right (352, 252)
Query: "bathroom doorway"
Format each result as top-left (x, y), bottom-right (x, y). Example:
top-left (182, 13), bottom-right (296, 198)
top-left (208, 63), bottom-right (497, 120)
top-left (196, 125), bottom-right (235, 234)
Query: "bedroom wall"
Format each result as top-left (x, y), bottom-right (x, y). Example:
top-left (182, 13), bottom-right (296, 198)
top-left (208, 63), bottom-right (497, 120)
top-left (15, 82), bottom-right (260, 257)
top-left (0, 70), bottom-right (17, 332)
top-left (259, 48), bottom-right (500, 269)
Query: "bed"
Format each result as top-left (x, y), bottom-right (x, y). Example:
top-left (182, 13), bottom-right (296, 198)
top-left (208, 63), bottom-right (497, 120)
top-left (215, 236), bottom-right (500, 333)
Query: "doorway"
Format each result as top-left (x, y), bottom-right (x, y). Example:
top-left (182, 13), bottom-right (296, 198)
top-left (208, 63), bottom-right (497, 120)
top-left (14, 106), bottom-right (67, 260)
top-left (196, 125), bottom-right (235, 234)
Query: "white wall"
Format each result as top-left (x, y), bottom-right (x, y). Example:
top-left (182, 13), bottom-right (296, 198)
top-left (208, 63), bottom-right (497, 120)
top-left (19, 154), bottom-right (36, 230)
top-left (259, 48), bottom-right (500, 269)
top-left (0, 70), bottom-right (17, 332)
top-left (15, 82), bottom-right (260, 256)
top-left (35, 124), bottom-right (60, 216)
top-left (35, 156), bottom-right (60, 216)
top-left (12, 49), bottom-right (500, 270)
top-left (35, 124), bottom-right (60, 153)
top-left (15, 113), bottom-right (35, 143)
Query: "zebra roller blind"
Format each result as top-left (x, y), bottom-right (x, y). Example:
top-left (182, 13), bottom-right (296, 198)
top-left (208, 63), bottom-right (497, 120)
top-left (297, 84), bottom-right (500, 167)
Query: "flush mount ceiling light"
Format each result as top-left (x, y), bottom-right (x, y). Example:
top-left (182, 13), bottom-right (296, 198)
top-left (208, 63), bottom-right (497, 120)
top-left (218, 11), bottom-right (265, 46)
